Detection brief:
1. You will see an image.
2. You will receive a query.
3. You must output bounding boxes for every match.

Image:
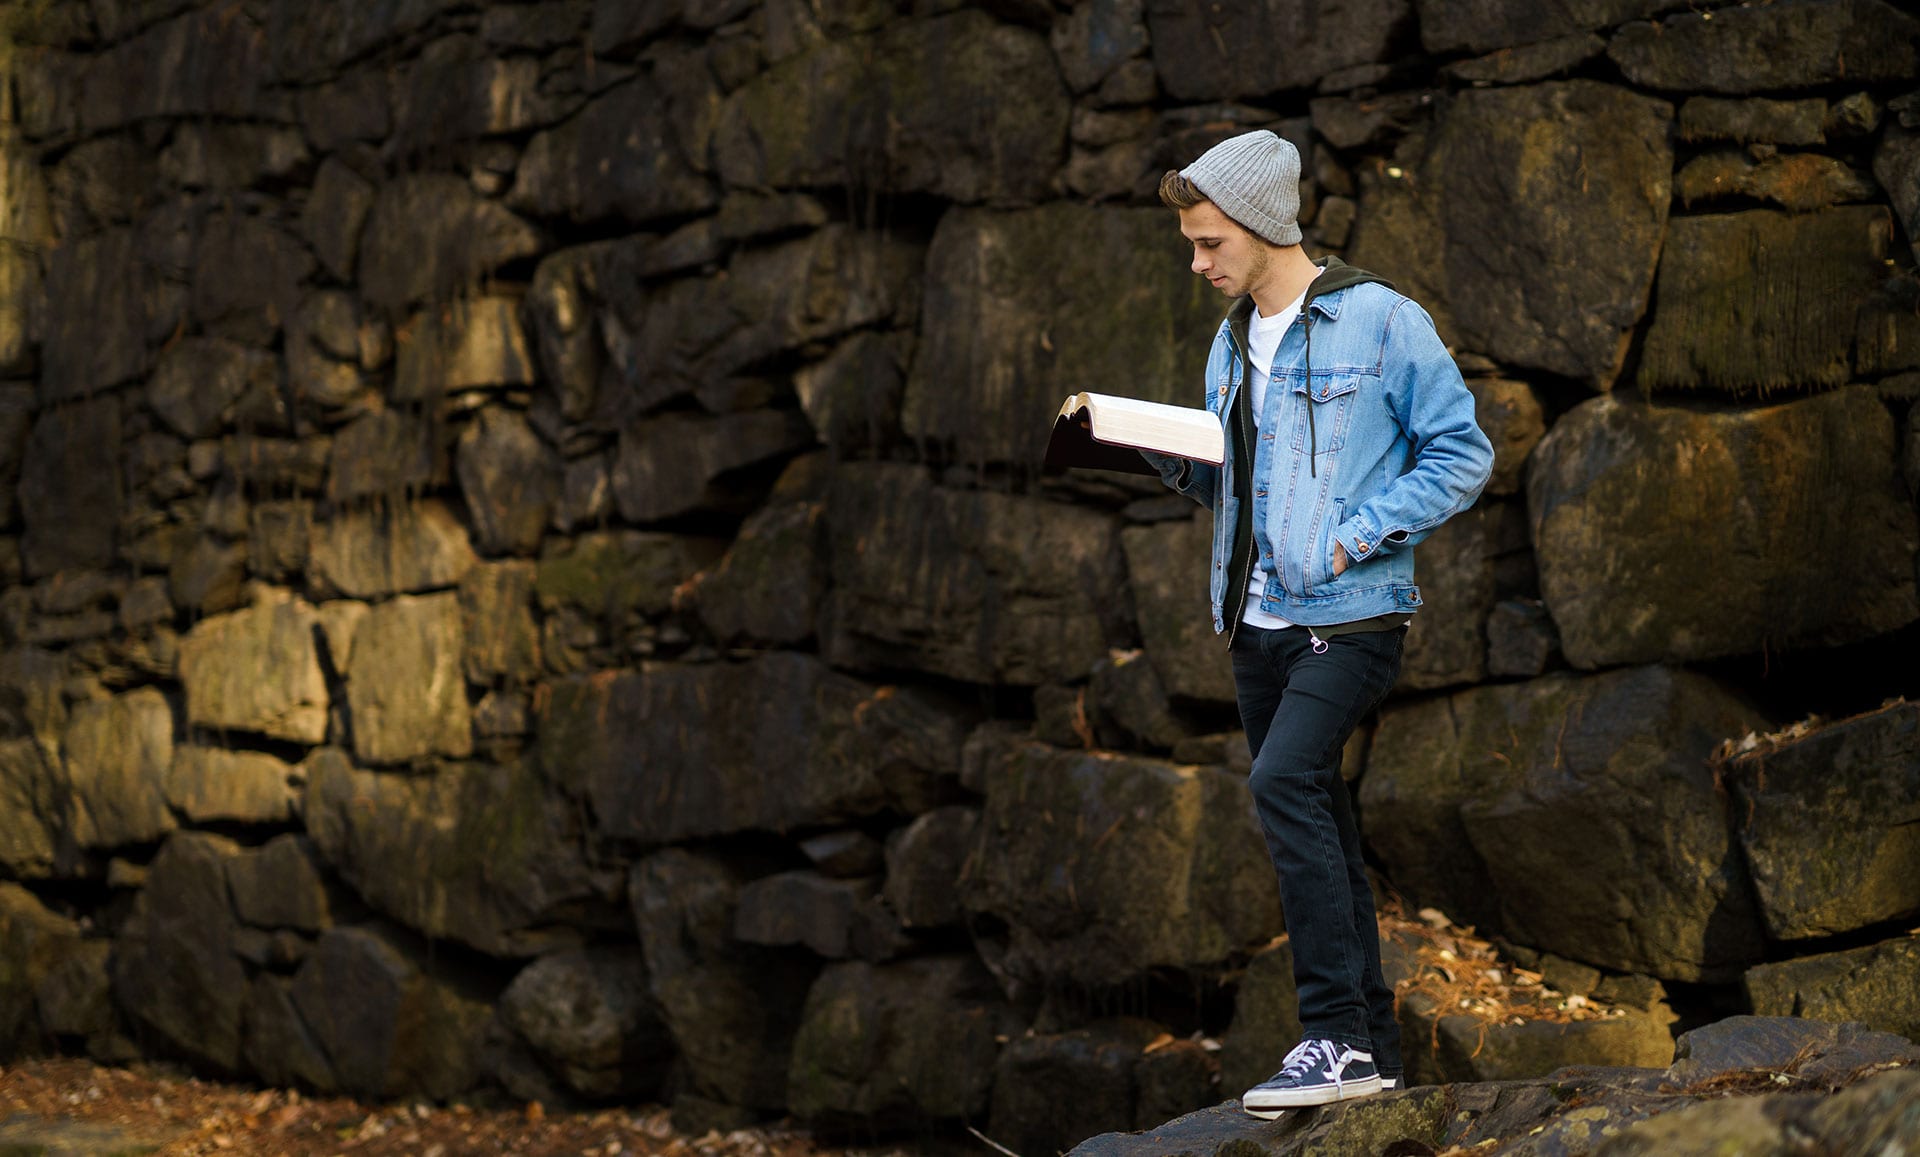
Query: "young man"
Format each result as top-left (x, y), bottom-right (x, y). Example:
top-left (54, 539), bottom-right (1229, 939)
top-left (1141, 130), bottom-right (1493, 1114)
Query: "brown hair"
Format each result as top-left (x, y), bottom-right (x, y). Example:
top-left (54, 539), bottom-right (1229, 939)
top-left (1157, 169), bottom-right (1207, 210)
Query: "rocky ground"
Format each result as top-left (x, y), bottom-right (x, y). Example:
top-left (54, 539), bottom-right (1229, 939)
top-left (7, 1010), bottom-right (1915, 1157)
top-left (1072, 1016), bottom-right (1920, 1157)
top-left (0, 1059), bottom-right (925, 1157)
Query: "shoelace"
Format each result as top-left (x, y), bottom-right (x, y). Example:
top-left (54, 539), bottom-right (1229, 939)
top-left (1275, 1039), bottom-right (1339, 1082)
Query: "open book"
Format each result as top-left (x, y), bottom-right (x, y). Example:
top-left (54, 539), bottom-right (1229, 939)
top-left (1043, 392), bottom-right (1225, 476)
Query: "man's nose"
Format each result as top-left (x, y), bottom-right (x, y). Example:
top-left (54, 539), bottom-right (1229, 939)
top-left (1191, 249), bottom-right (1209, 274)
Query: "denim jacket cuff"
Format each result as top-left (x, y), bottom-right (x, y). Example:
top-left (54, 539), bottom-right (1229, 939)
top-left (1142, 450), bottom-right (1191, 492)
top-left (1334, 521), bottom-right (1376, 562)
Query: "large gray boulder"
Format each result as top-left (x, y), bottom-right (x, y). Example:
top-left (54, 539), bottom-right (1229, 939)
top-left (1120, 516), bottom-right (1235, 706)
top-left (791, 330), bottom-right (911, 455)
top-left (787, 956), bottom-right (1016, 1126)
top-left (301, 157), bottom-right (374, 282)
top-left (0, 144), bottom-right (48, 378)
top-left (1347, 83), bottom-right (1670, 389)
top-left (1399, 505), bottom-right (1495, 692)
top-left (225, 835), bottom-right (332, 934)
top-left (733, 872), bottom-right (894, 961)
top-left (393, 295), bottom-right (536, 401)
top-left (307, 500), bottom-right (480, 600)
top-left (498, 947), bottom-right (674, 1100)
top-left (111, 832), bottom-right (247, 1072)
top-left (630, 849), bottom-right (818, 1110)
top-left (0, 740), bottom-right (62, 879)
top-left (390, 33), bottom-right (581, 150)
top-left (1145, 0), bottom-right (1411, 101)
top-left (147, 338), bottom-right (277, 441)
top-left (304, 750), bottom-right (608, 957)
top-left (1427, 82), bottom-right (1672, 388)
top-left (1417, 0), bottom-right (1683, 55)
top-left (903, 205), bottom-right (1219, 467)
top-left (1428, 1013), bottom-right (1674, 1083)
top-left (534, 652), bottom-right (966, 843)
top-left (61, 687), bottom-right (175, 850)
top-left (1667, 1015), bottom-right (1920, 1088)
top-left (268, 0), bottom-right (466, 83)
top-left (1637, 208), bottom-right (1894, 393)
top-left (508, 75), bottom-right (714, 226)
top-left (1121, 514), bottom-right (1228, 706)
top-left (188, 211), bottom-right (312, 344)
top-left (176, 595), bottom-right (330, 745)
top-left (290, 924), bottom-right (492, 1100)
top-left (358, 175), bottom-right (543, 310)
top-left (1470, 378), bottom-right (1547, 498)
top-left (1674, 151), bottom-right (1879, 214)
top-left (456, 408), bottom-right (559, 557)
top-left (1588, 1069), bottom-right (1920, 1156)
top-left (990, 1020), bottom-right (1170, 1157)
top-left (75, 4), bottom-right (276, 132)
top-left (1527, 389), bottom-right (1919, 670)
top-left (824, 462), bottom-right (1128, 687)
top-left (458, 561), bottom-right (543, 687)
top-left (532, 530), bottom-right (720, 628)
top-left (694, 474), bottom-right (829, 647)
top-left (0, 386), bottom-right (31, 528)
top-left (40, 229), bottom-right (161, 403)
top-left (564, 225), bottom-right (920, 424)
top-left (1608, 0), bottom-right (1920, 93)
top-left (522, 240), bottom-right (621, 425)
top-left (883, 805), bottom-right (980, 930)
top-left (341, 592), bottom-right (473, 765)
top-left (1877, 125), bottom-right (1920, 264)
top-left (19, 397), bottom-right (121, 577)
top-left (242, 974), bottom-right (338, 1092)
top-left (1719, 702), bottom-right (1920, 941)
top-left (702, 225), bottom-right (923, 391)
top-left (1361, 665), bottom-right (1770, 981)
top-left (961, 740), bottom-right (1279, 987)
top-left (0, 883), bottom-right (86, 1058)
top-left (1746, 933), bottom-right (1920, 1044)
top-left (323, 410), bottom-right (437, 505)
top-left (166, 745), bottom-right (299, 826)
top-left (611, 410), bottom-right (814, 524)
top-left (715, 10), bottom-right (1069, 205)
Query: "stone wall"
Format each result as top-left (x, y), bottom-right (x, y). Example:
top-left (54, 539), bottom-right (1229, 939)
top-left (0, 0), bottom-right (1918, 1146)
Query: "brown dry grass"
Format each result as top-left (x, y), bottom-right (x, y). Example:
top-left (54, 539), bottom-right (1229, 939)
top-left (0, 1059), bottom-right (912, 1157)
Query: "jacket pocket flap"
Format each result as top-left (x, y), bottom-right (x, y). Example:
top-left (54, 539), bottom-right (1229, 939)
top-left (1293, 374), bottom-right (1362, 403)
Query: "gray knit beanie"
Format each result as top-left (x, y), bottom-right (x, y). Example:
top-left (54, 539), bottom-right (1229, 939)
top-left (1179, 130), bottom-right (1302, 247)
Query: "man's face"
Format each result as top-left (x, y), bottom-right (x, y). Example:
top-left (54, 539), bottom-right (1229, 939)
top-left (1179, 200), bottom-right (1271, 299)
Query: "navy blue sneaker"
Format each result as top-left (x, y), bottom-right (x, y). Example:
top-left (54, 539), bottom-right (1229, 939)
top-left (1241, 1039), bottom-right (1382, 1116)
top-left (1381, 1074), bottom-right (1401, 1090)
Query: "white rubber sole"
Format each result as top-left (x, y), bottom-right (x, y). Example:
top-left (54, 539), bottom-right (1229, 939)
top-left (1241, 1075), bottom-right (1383, 1117)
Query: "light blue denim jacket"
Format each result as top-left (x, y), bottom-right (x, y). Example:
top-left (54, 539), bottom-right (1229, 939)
top-left (1147, 262), bottom-right (1494, 638)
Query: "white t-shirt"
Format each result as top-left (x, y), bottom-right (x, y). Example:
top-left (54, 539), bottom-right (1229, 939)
top-left (1241, 276), bottom-right (1317, 630)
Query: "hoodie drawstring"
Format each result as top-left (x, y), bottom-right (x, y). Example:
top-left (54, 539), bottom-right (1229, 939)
top-left (1303, 310), bottom-right (1317, 478)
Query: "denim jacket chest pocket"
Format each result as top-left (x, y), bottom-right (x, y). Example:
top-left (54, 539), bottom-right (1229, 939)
top-left (1289, 372), bottom-right (1364, 454)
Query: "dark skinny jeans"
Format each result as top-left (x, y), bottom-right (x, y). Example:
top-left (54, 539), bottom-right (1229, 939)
top-left (1231, 622), bottom-right (1404, 1076)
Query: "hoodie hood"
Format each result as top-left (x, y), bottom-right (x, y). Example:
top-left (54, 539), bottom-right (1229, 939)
top-left (1224, 254), bottom-right (1394, 353)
